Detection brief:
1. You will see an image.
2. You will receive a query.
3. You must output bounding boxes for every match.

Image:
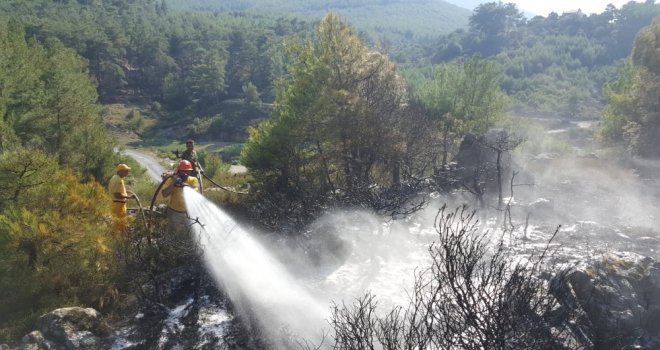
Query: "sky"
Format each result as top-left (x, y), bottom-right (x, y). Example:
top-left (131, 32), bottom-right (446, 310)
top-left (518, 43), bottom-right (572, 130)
top-left (511, 0), bottom-right (641, 16)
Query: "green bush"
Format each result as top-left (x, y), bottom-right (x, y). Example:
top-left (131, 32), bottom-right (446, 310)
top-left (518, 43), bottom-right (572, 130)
top-left (219, 143), bottom-right (245, 164)
top-left (0, 152), bottom-right (123, 343)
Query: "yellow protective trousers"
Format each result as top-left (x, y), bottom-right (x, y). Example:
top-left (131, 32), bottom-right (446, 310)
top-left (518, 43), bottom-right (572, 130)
top-left (111, 201), bottom-right (128, 233)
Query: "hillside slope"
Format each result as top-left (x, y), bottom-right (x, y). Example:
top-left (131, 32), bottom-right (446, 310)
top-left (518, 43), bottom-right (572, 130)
top-left (166, 0), bottom-right (471, 38)
top-left (443, 0), bottom-right (483, 10)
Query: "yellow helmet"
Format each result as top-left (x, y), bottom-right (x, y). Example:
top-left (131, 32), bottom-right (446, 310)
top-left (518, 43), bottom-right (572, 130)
top-left (116, 164), bottom-right (131, 171)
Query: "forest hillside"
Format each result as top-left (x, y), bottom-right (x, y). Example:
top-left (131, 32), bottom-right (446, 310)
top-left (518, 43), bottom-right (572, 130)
top-left (166, 0), bottom-right (472, 38)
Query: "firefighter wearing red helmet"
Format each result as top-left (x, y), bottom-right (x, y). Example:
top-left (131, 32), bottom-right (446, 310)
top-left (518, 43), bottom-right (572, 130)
top-left (161, 159), bottom-right (199, 228)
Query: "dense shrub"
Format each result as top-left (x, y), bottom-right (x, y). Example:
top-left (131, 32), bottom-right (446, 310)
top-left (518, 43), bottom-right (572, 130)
top-left (0, 150), bottom-right (122, 342)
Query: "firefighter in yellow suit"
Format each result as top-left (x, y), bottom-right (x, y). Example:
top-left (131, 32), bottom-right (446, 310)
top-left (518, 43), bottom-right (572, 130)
top-left (108, 163), bottom-right (135, 233)
top-left (161, 160), bottom-right (199, 229)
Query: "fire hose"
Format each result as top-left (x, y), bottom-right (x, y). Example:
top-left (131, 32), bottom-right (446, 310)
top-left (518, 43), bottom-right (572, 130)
top-left (148, 177), bottom-right (169, 229)
top-left (131, 193), bottom-right (148, 230)
top-left (201, 172), bottom-right (249, 195)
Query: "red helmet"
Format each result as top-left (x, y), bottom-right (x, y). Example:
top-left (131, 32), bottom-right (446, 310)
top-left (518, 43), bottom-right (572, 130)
top-left (178, 160), bottom-right (193, 171)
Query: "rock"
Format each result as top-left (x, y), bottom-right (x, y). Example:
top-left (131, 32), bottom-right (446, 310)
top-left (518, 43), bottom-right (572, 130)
top-left (19, 307), bottom-right (105, 350)
top-left (452, 130), bottom-right (519, 192)
top-left (20, 330), bottom-right (56, 350)
top-left (532, 152), bottom-right (560, 161)
top-left (15, 266), bottom-right (253, 350)
top-left (579, 152), bottom-right (599, 159)
top-left (563, 256), bottom-right (660, 349)
top-left (229, 165), bottom-right (247, 175)
top-left (526, 198), bottom-right (554, 219)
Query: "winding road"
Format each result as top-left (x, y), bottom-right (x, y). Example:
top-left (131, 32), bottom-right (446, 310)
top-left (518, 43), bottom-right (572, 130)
top-left (123, 147), bottom-right (250, 195)
top-left (123, 148), bottom-right (166, 183)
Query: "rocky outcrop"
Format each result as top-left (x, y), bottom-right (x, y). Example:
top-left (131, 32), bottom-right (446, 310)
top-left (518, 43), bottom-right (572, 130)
top-left (19, 307), bottom-right (106, 350)
top-left (15, 266), bottom-right (260, 350)
top-left (563, 255), bottom-right (660, 349)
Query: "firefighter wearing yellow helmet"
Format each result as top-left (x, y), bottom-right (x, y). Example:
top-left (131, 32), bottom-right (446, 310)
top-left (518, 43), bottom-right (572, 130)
top-left (161, 159), bottom-right (199, 228)
top-left (108, 163), bottom-right (135, 233)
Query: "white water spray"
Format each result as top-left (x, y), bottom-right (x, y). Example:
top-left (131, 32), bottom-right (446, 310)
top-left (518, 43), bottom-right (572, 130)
top-left (183, 188), bottom-right (329, 347)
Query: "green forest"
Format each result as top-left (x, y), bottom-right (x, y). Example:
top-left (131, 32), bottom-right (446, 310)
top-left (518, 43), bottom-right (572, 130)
top-left (1, 0), bottom-right (660, 345)
top-left (167, 0), bottom-right (472, 39)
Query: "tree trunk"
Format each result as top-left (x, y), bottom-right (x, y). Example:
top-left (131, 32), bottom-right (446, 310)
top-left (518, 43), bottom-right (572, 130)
top-left (496, 151), bottom-right (503, 210)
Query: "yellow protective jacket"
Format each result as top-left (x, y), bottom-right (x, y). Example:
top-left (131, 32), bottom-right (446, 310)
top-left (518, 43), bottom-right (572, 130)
top-left (163, 176), bottom-right (199, 212)
top-left (109, 174), bottom-right (128, 219)
top-left (108, 174), bottom-right (128, 203)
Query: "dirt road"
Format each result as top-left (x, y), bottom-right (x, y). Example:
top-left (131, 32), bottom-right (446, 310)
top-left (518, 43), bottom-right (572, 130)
top-left (123, 148), bottom-right (165, 183)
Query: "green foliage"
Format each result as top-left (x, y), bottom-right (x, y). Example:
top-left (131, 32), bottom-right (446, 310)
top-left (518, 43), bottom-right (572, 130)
top-left (418, 55), bottom-right (506, 133)
top-left (166, 0), bottom-right (471, 39)
top-left (42, 38), bottom-right (116, 180)
top-left (0, 152), bottom-right (121, 341)
top-left (0, 24), bottom-right (46, 153)
top-left (199, 151), bottom-right (223, 178)
top-left (633, 16), bottom-right (660, 75)
top-left (242, 13), bottom-right (411, 199)
top-left (0, 149), bottom-right (59, 210)
top-left (0, 149), bottom-right (159, 343)
top-left (205, 101), bottom-right (271, 142)
top-left (628, 16), bottom-right (660, 157)
top-left (486, 35), bottom-right (610, 118)
top-left (469, 2), bottom-right (524, 55)
top-left (0, 0), bottom-right (312, 142)
top-left (186, 116), bottom-right (217, 137)
top-left (203, 170), bottom-right (252, 205)
top-left (428, 1), bottom-right (660, 116)
top-left (218, 143), bottom-right (245, 164)
top-left (599, 59), bottom-right (639, 142)
top-left (600, 16), bottom-right (660, 157)
top-left (470, 2), bottom-right (524, 35)
top-left (127, 109), bottom-right (147, 133)
top-left (242, 82), bottom-right (262, 108)
top-left (1, 0), bottom-right (658, 137)
top-left (414, 55), bottom-right (506, 163)
top-left (0, 24), bottom-right (116, 180)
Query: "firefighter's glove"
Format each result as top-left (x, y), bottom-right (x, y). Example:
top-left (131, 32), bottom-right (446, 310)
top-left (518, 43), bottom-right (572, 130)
top-left (174, 176), bottom-right (184, 187)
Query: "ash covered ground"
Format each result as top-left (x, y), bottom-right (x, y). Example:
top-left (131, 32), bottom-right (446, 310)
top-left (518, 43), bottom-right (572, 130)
top-left (298, 153), bottom-right (660, 311)
top-left (513, 155), bottom-right (660, 261)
